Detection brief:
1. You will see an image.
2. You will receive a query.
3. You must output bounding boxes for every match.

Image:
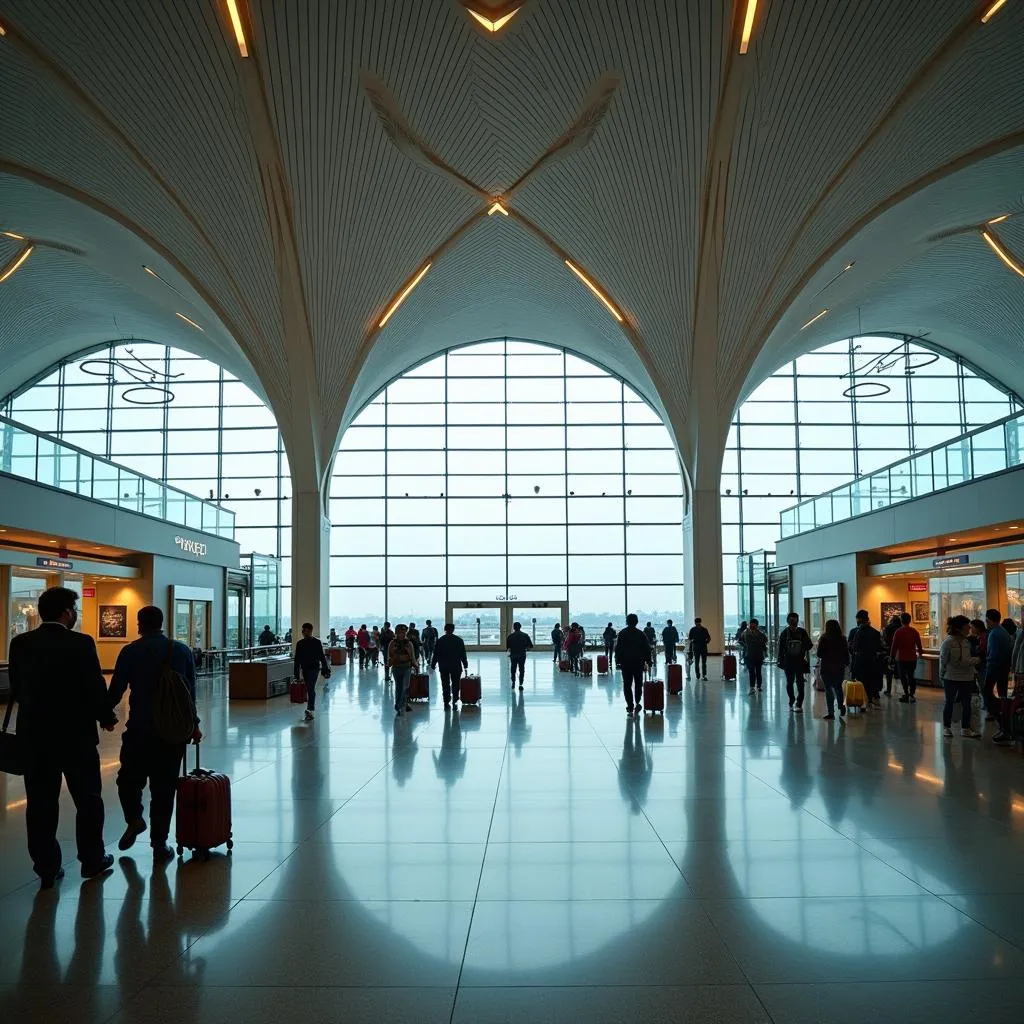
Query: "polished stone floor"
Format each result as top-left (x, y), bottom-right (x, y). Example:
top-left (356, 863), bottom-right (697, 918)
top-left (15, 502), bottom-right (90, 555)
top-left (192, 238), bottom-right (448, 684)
top-left (2, 654), bottom-right (1024, 1023)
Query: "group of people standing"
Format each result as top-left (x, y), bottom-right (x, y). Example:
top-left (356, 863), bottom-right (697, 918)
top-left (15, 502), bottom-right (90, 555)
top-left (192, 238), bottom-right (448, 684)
top-left (336, 620), bottom-right (440, 670)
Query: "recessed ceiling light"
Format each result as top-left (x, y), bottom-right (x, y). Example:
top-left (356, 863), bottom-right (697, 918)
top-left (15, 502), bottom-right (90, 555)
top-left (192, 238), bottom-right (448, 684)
top-left (378, 263), bottom-right (431, 328)
top-left (565, 259), bottom-right (624, 322)
top-left (982, 230), bottom-right (1024, 279)
top-left (0, 244), bottom-right (33, 283)
top-left (1011, 525), bottom-right (1020, 530)
top-left (981, 0), bottom-right (1009, 23)
top-left (739, 0), bottom-right (759, 54)
top-left (48, 539), bottom-right (57, 544)
top-left (801, 308), bottom-right (829, 330)
top-left (948, 537), bottom-right (957, 541)
top-left (225, 0), bottom-right (249, 56)
top-left (175, 312), bottom-right (204, 331)
top-left (488, 201), bottom-right (509, 216)
top-left (465, 4), bottom-right (521, 33)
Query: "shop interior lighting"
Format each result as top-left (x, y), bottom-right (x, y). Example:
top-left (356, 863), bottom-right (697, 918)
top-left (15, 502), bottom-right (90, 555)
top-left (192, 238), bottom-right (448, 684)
top-left (488, 201), bottom-right (509, 216)
top-left (378, 262), bottom-right (431, 328)
top-left (0, 244), bottom-right (33, 283)
top-left (801, 308), bottom-right (829, 330)
top-left (175, 312), bottom-right (204, 331)
top-left (981, 0), bottom-right (1009, 23)
top-left (982, 230), bottom-right (1024, 279)
top-left (465, 5), bottom-right (521, 33)
top-left (225, 0), bottom-right (249, 56)
top-left (739, 0), bottom-right (759, 53)
top-left (565, 259), bottom-right (624, 322)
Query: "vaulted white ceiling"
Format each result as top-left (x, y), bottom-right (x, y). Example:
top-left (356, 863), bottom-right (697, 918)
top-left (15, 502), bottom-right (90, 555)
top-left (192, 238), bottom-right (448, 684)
top-left (0, 0), bottom-right (1022, 489)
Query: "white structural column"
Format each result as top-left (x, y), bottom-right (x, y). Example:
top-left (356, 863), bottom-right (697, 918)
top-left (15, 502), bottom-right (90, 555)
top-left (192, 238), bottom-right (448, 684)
top-left (290, 486), bottom-right (331, 638)
top-left (683, 487), bottom-right (725, 655)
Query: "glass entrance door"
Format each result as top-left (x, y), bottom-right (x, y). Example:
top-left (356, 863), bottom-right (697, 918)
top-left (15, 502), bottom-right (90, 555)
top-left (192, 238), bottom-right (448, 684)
top-left (446, 601), bottom-right (571, 651)
top-left (511, 605), bottom-right (570, 647)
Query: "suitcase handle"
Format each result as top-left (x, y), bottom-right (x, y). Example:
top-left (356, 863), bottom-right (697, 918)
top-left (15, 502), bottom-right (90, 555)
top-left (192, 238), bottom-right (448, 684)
top-left (182, 741), bottom-right (201, 777)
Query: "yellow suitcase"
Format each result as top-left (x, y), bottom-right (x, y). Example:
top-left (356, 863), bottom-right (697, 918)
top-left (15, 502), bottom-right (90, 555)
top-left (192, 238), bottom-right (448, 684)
top-left (843, 679), bottom-right (867, 711)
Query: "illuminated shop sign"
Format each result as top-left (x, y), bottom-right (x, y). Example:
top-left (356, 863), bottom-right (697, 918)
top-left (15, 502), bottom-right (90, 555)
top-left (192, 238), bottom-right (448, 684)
top-left (907, 582), bottom-right (928, 592)
top-left (933, 555), bottom-right (969, 568)
top-left (36, 557), bottom-right (73, 570)
top-left (174, 536), bottom-right (208, 558)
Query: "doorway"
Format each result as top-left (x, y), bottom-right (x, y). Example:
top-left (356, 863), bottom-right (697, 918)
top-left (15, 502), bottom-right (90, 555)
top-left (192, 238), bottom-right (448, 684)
top-left (445, 600), bottom-right (570, 652)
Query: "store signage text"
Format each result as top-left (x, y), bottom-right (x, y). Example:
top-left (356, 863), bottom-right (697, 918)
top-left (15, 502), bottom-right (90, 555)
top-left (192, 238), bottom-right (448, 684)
top-left (83, 587), bottom-right (96, 598)
top-left (36, 557), bottom-right (73, 570)
top-left (907, 582), bottom-right (928, 592)
top-left (933, 555), bottom-right (969, 568)
top-left (174, 536), bottom-right (208, 559)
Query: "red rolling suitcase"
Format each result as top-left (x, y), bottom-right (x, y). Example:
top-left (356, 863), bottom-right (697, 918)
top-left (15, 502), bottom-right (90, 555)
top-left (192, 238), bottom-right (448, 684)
top-left (580, 657), bottom-right (593, 675)
top-left (329, 647), bottom-right (345, 666)
top-left (409, 673), bottom-right (429, 700)
top-left (667, 663), bottom-right (683, 695)
top-left (559, 659), bottom-right (571, 672)
top-left (723, 654), bottom-right (737, 680)
top-left (460, 674), bottom-right (482, 705)
top-left (597, 654), bottom-right (609, 674)
top-left (176, 744), bottom-right (232, 860)
top-left (289, 680), bottom-right (307, 704)
top-left (643, 678), bottom-right (665, 714)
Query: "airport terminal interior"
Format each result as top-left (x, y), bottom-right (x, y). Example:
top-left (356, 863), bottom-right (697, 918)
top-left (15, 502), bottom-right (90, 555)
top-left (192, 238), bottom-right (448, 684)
top-left (1, 1), bottom-right (1024, 1021)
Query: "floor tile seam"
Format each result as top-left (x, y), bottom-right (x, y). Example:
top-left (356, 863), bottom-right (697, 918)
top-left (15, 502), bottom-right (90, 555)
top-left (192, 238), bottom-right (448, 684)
top-left (931, 891), bottom-right (1024, 952)
top-left (449, 728), bottom-right (512, 1024)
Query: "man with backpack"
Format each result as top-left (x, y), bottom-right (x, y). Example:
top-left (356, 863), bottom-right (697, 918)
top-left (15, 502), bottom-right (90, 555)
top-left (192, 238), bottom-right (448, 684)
top-left (602, 622), bottom-right (617, 663)
top-left (421, 620), bottom-right (439, 663)
top-left (294, 622), bottom-right (331, 721)
top-left (379, 621), bottom-right (395, 678)
top-left (777, 611), bottom-right (813, 712)
top-left (644, 621), bottom-right (658, 669)
top-left (108, 605), bottom-right (200, 861)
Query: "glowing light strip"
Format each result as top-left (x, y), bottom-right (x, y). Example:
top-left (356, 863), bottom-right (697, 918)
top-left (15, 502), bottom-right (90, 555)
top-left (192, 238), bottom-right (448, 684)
top-left (0, 23), bottom-right (6, 36)
top-left (2, 230), bottom-right (25, 240)
top-left (982, 230), bottom-right (1024, 279)
top-left (488, 202), bottom-right (509, 216)
top-left (0, 244), bottom-right (33, 283)
top-left (378, 262), bottom-right (431, 328)
top-left (565, 259), bottom-right (624, 322)
top-left (987, 214), bottom-right (1010, 225)
top-left (739, 0), bottom-right (759, 53)
top-left (981, 0), bottom-right (1009, 23)
top-left (467, 6), bottom-right (521, 32)
top-left (175, 311), bottom-right (205, 330)
top-left (225, 0), bottom-right (249, 56)
top-left (801, 308), bottom-right (829, 329)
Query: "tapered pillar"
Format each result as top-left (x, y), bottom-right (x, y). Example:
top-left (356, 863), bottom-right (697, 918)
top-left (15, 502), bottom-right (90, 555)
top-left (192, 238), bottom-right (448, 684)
top-left (683, 487), bottom-right (725, 655)
top-left (291, 487), bottom-right (331, 639)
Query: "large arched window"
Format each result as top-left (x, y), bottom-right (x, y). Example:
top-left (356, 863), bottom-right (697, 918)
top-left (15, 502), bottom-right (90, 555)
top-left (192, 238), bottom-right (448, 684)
top-left (329, 339), bottom-right (685, 630)
top-left (722, 335), bottom-right (1021, 620)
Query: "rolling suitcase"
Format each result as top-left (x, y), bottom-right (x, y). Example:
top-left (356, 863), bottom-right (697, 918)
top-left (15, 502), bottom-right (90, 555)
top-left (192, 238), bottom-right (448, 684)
top-left (329, 647), bottom-right (346, 666)
top-left (723, 654), bottom-right (737, 680)
top-left (667, 663), bottom-right (683, 695)
top-left (843, 679), bottom-right (867, 712)
top-left (289, 680), bottom-right (307, 704)
top-left (176, 744), bottom-right (232, 860)
top-left (409, 673), bottom-right (429, 701)
top-left (580, 657), bottom-right (593, 675)
top-left (597, 654), bottom-right (609, 674)
top-left (559, 659), bottom-right (571, 672)
top-left (643, 678), bottom-right (664, 714)
top-left (460, 674), bottom-right (482, 705)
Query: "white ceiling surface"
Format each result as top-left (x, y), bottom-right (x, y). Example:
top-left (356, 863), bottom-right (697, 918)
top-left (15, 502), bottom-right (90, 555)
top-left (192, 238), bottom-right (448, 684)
top-left (0, 0), bottom-right (1022, 473)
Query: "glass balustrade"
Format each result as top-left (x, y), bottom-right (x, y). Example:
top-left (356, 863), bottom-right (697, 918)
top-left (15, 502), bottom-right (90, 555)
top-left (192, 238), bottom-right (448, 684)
top-left (781, 411), bottom-right (1024, 538)
top-left (0, 414), bottom-right (234, 539)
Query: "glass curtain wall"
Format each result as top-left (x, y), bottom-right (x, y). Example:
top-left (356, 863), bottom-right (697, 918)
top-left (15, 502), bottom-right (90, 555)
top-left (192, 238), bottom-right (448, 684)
top-left (723, 336), bottom-right (1020, 625)
top-left (330, 339), bottom-right (685, 632)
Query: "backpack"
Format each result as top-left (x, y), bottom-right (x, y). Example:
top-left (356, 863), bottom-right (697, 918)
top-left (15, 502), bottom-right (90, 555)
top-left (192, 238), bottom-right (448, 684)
top-left (153, 639), bottom-right (196, 744)
top-left (785, 629), bottom-right (805, 659)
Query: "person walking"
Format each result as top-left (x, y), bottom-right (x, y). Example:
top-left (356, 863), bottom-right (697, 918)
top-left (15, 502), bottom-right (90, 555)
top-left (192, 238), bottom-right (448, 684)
top-left (662, 619), bottom-right (681, 666)
top-left (984, 609), bottom-right (1013, 743)
top-left (407, 622), bottom-right (422, 661)
top-left (258, 625), bottom-right (276, 646)
top-left (777, 611), bottom-right (813, 711)
top-left (941, 616), bottom-right (982, 739)
top-left (345, 625), bottom-right (357, 656)
top-left (7, 587), bottom-right (118, 887)
top-left (388, 625), bottom-right (418, 715)
top-left (551, 623), bottom-right (564, 663)
top-left (506, 621), bottom-right (533, 690)
top-left (292, 622), bottom-right (331, 722)
top-left (108, 605), bottom-right (202, 859)
top-left (568, 623), bottom-right (586, 674)
top-left (431, 623), bottom-right (468, 708)
top-left (891, 612), bottom-right (923, 703)
top-left (848, 610), bottom-right (884, 708)
top-left (421, 620), bottom-right (439, 663)
top-left (742, 619), bottom-right (769, 695)
top-left (602, 622), bottom-right (617, 663)
top-left (815, 619), bottom-right (849, 720)
top-left (735, 621), bottom-right (748, 666)
top-left (643, 621), bottom-right (658, 670)
top-left (882, 614), bottom-right (902, 696)
top-left (685, 618), bottom-right (709, 679)
top-left (356, 624), bottom-right (370, 669)
top-left (370, 625), bottom-right (381, 667)
top-left (379, 621), bottom-right (395, 678)
top-left (615, 613), bottom-right (652, 717)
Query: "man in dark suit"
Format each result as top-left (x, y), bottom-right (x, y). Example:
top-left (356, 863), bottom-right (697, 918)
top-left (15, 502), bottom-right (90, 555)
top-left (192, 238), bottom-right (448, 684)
top-left (431, 623), bottom-right (468, 709)
top-left (615, 613), bottom-right (653, 718)
top-left (7, 587), bottom-right (117, 888)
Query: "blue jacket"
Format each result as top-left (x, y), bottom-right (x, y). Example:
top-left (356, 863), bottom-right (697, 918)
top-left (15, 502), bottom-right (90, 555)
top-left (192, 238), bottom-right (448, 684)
top-left (986, 623), bottom-right (1012, 673)
top-left (108, 632), bottom-right (198, 733)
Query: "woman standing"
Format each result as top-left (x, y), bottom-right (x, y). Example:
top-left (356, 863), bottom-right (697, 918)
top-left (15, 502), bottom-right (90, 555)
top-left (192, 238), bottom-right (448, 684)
top-left (743, 619), bottom-right (768, 695)
top-left (816, 619), bottom-right (849, 720)
top-left (941, 616), bottom-right (981, 739)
